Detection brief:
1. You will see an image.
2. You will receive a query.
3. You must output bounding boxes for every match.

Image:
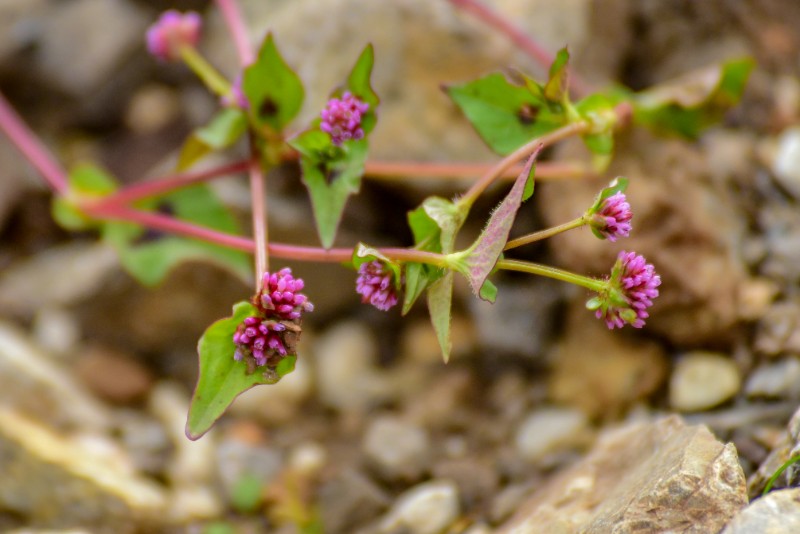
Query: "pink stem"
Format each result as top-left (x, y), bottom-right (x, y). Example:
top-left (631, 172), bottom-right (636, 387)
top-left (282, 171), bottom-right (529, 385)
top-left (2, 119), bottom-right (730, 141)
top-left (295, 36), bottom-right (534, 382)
top-left (0, 91), bottom-right (69, 195)
top-left (215, 0), bottom-right (255, 66)
top-left (364, 160), bottom-right (589, 180)
top-left (447, 0), bottom-right (591, 97)
top-left (97, 160), bottom-right (250, 207)
top-left (248, 147), bottom-right (268, 288)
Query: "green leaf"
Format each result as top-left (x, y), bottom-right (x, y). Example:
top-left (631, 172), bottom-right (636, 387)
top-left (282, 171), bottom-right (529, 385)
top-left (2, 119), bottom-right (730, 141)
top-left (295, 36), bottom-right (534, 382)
top-left (479, 279), bottom-right (498, 303)
top-left (292, 130), bottom-right (368, 248)
top-left (102, 184), bottom-right (251, 287)
top-left (427, 271), bottom-right (454, 363)
top-left (446, 73), bottom-right (565, 155)
top-left (422, 196), bottom-right (467, 253)
top-left (52, 164), bottom-right (118, 231)
top-left (186, 301), bottom-right (297, 440)
top-left (544, 47), bottom-right (570, 103)
top-left (588, 176), bottom-right (629, 212)
top-left (632, 58), bottom-right (754, 139)
top-left (400, 207), bottom-right (446, 314)
top-left (346, 44), bottom-right (379, 135)
top-left (178, 108), bottom-right (248, 170)
top-left (243, 34), bottom-right (304, 132)
top-left (231, 473), bottom-right (263, 514)
top-left (463, 149), bottom-right (540, 299)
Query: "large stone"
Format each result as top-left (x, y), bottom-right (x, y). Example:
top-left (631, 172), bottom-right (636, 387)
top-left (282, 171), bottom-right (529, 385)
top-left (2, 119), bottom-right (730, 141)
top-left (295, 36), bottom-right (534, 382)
top-left (0, 407), bottom-right (166, 533)
top-left (722, 488), bottom-right (800, 534)
top-left (499, 416), bottom-right (747, 533)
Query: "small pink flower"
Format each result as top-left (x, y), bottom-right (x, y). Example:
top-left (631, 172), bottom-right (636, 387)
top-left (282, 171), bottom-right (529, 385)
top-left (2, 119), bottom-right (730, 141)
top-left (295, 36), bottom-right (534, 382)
top-left (590, 251), bottom-right (660, 329)
top-left (320, 92), bottom-right (370, 146)
top-left (232, 268), bottom-right (313, 368)
top-left (146, 10), bottom-right (202, 63)
top-left (356, 260), bottom-right (398, 311)
top-left (587, 192), bottom-right (632, 242)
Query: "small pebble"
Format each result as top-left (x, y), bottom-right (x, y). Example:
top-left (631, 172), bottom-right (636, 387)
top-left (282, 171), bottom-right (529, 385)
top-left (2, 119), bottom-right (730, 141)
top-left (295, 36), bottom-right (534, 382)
top-left (745, 357), bottom-right (800, 398)
top-left (772, 127), bottom-right (800, 199)
top-left (32, 306), bottom-right (81, 357)
top-left (514, 407), bottom-right (589, 463)
top-left (363, 415), bottom-right (430, 481)
top-left (670, 352), bottom-right (741, 411)
top-left (379, 479), bottom-right (460, 534)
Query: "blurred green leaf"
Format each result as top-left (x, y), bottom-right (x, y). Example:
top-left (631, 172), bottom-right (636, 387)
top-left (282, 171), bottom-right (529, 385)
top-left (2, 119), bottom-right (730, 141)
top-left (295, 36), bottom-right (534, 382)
top-left (178, 108), bottom-right (248, 170)
top-left (186, 301), bottom-right (297, 440)
top-left (479, 279), bottom-right (498, 303)
top-left (291, 130), bottom-right (368, 248)
top-left (427, 271), bottom-right (454, 363)
top-left (632, 58), bottom-right (754, 138)
top-left (401, 207), bottom-right (445, 314)
top-left (52, 164), bottom-right (117, 231)
top-left (345, 44), bottom-right (379, 135)
top-left (102, 184), bottom-right (251, 287)
top-left (544, 47), bottom-right (570, 103)
top-left (446, 73), bottom-right (565, 155)
top-left (232, 473), bottom-right (264, 514)
top-left (243, 34), bottom-right (304, 132)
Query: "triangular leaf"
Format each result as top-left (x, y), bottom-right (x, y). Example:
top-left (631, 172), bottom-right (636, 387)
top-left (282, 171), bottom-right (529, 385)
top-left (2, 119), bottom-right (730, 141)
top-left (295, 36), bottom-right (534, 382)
top-left (446, 72), bottom-right (565, 155)
top-left (463, 149), bottom-right (541, 298)
top-left (186, 301), bottom-right (297, 440)
top-left (544, 47), bottom-right (570, 103)
top-left (292, 130), bottom-right (368, 248)
top-left (427, 271), bottom-right (453, 363)
top-left (346, 44), bottom-right (379, 135)
top-left (243, 34), bottom-right (305, 133)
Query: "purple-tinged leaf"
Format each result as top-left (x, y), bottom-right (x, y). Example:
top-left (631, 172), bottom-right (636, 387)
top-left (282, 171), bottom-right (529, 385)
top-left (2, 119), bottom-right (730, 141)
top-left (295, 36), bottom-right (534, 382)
top-left (465, 146), bottom-right (542, 299)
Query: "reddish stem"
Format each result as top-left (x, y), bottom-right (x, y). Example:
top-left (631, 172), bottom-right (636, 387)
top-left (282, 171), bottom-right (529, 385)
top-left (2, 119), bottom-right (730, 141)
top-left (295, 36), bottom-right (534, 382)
top-left (364, 160), bottom-right (589, 181)
top-left (447, 0), bottom-right (591, 97)
top-left (97, 160), bottom-right (250, 208)
top-left (0, 91), bottom-right (69, 195)
top-left (215, 0), bottom-right (254, 65)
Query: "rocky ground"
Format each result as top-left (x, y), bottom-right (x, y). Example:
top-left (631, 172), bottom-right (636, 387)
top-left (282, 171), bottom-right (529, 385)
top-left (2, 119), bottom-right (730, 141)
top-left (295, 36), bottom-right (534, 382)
top-left (2, 0), bottom-right (800, 533)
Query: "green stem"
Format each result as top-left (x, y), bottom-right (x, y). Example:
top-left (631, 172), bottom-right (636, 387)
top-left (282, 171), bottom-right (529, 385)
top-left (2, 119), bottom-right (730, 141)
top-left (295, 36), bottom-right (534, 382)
top-left (504, 216), bottom-right (586, 251)
top-left (497, 258), bottom-right (605, 292)
top-left (762, 454), bottom-right (800, 496)
top-left (180, 46), bottom-right (232, 98)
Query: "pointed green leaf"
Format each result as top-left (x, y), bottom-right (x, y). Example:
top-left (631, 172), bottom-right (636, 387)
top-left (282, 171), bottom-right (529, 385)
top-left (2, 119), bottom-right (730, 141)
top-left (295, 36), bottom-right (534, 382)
top-left (178, 108), bottom-right (248, 170)
top-left (243, 34), bottom-right (305, 132)
top-left (544, 47), bottom-right (570, 103)
top-left (463, 149), bottom-right (540, 298)
top-left (633, 58), bottom-right (754, 139)
top-left (346, 44), bottom-right (379, 135)
top-left (292, 130), bottom-right (368, 248)
top-left (446, 73), bottom-right (565, 155)
top-left (401, 207), bottom-right (446, 314)
top-left (186, 301), bottom-right (297, 440)
top-left (427, 271), bottom-right (453, 363)
top-left (102, 184), bottom-right (251, 286)
top-left (422, 196), bottom-right (468, 253)
top-left (479, 279), bottom-right (498, 303)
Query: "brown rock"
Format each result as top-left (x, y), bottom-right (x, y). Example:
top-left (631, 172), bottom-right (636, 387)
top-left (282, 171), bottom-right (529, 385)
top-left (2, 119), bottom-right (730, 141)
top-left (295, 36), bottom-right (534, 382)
top-left (499, 415), bottom-right (747, 533)
top-left (722, 488), bottom-right (800, 534)
top-left (549, 303), bottom-right (668, 418)
top-left (76, 345), bottom-right (153, 404)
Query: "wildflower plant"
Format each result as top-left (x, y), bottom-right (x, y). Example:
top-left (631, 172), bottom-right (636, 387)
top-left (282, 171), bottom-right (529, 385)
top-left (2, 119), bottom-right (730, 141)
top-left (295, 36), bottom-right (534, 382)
top-left (0, 0), bottom-right (753, 440)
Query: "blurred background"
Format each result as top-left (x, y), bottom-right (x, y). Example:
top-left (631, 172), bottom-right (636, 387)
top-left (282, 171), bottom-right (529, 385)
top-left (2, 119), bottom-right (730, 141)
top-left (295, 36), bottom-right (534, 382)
top-left (1, 0), bottom-right (800, 532)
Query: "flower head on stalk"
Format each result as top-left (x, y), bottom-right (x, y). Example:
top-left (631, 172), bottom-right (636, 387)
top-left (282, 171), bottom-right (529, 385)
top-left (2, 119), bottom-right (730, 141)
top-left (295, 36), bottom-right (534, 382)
top-left (587, 251), bottom-right (660, 329)
top-left (146, 10), bottom-right (202, 63)
top-left (233, 268), bottom-right (313, 369)
top-left (586, 191), bottom-right (632, 242)
top-left (356, 260), bottom-right (399, 311)
top-left (320, 92), bottom-right (370, 146)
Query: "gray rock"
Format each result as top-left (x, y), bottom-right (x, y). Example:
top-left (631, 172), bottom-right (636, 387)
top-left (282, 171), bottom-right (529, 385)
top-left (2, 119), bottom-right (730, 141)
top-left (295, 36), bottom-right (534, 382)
top-left (499, 415), bottom-right (748, 533)
top-left (35, 0), bottom-right (149, 95)
top-left (755, 300), bottom-right (800, 356)
top-left (745, 358), bottom-right (800, 399)
top-left (379, 479), bottom-right (460, 534)
top-left (722, 488), bottom-right (800, 534)
top-left (0, 0), bottom-right (48, 64)
top-left (319, 469), bottom-right (390, 534)
top-left (0, 407), bottom-right (166, 533)
top-left (514, 407), bottom-right (590, 463)
top-left (363, 415), bottom-right (431, 481)
top-left (670, 352), bottom-right (741, 412)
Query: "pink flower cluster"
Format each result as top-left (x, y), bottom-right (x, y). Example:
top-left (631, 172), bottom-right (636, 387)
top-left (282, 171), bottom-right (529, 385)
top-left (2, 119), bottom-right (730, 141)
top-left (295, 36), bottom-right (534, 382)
top-left (588, 192), bottom-right (632, 242)
top-left (356, 261), bottom-right (398, 311)
top-left (146, 10), bottom-right (202, 63)
top-left (595, 251), bottom-right (661, 329)
top-left (321, 92), bottom-right (370, 146)
top-left (233, 268), bottom-right (313, 367)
